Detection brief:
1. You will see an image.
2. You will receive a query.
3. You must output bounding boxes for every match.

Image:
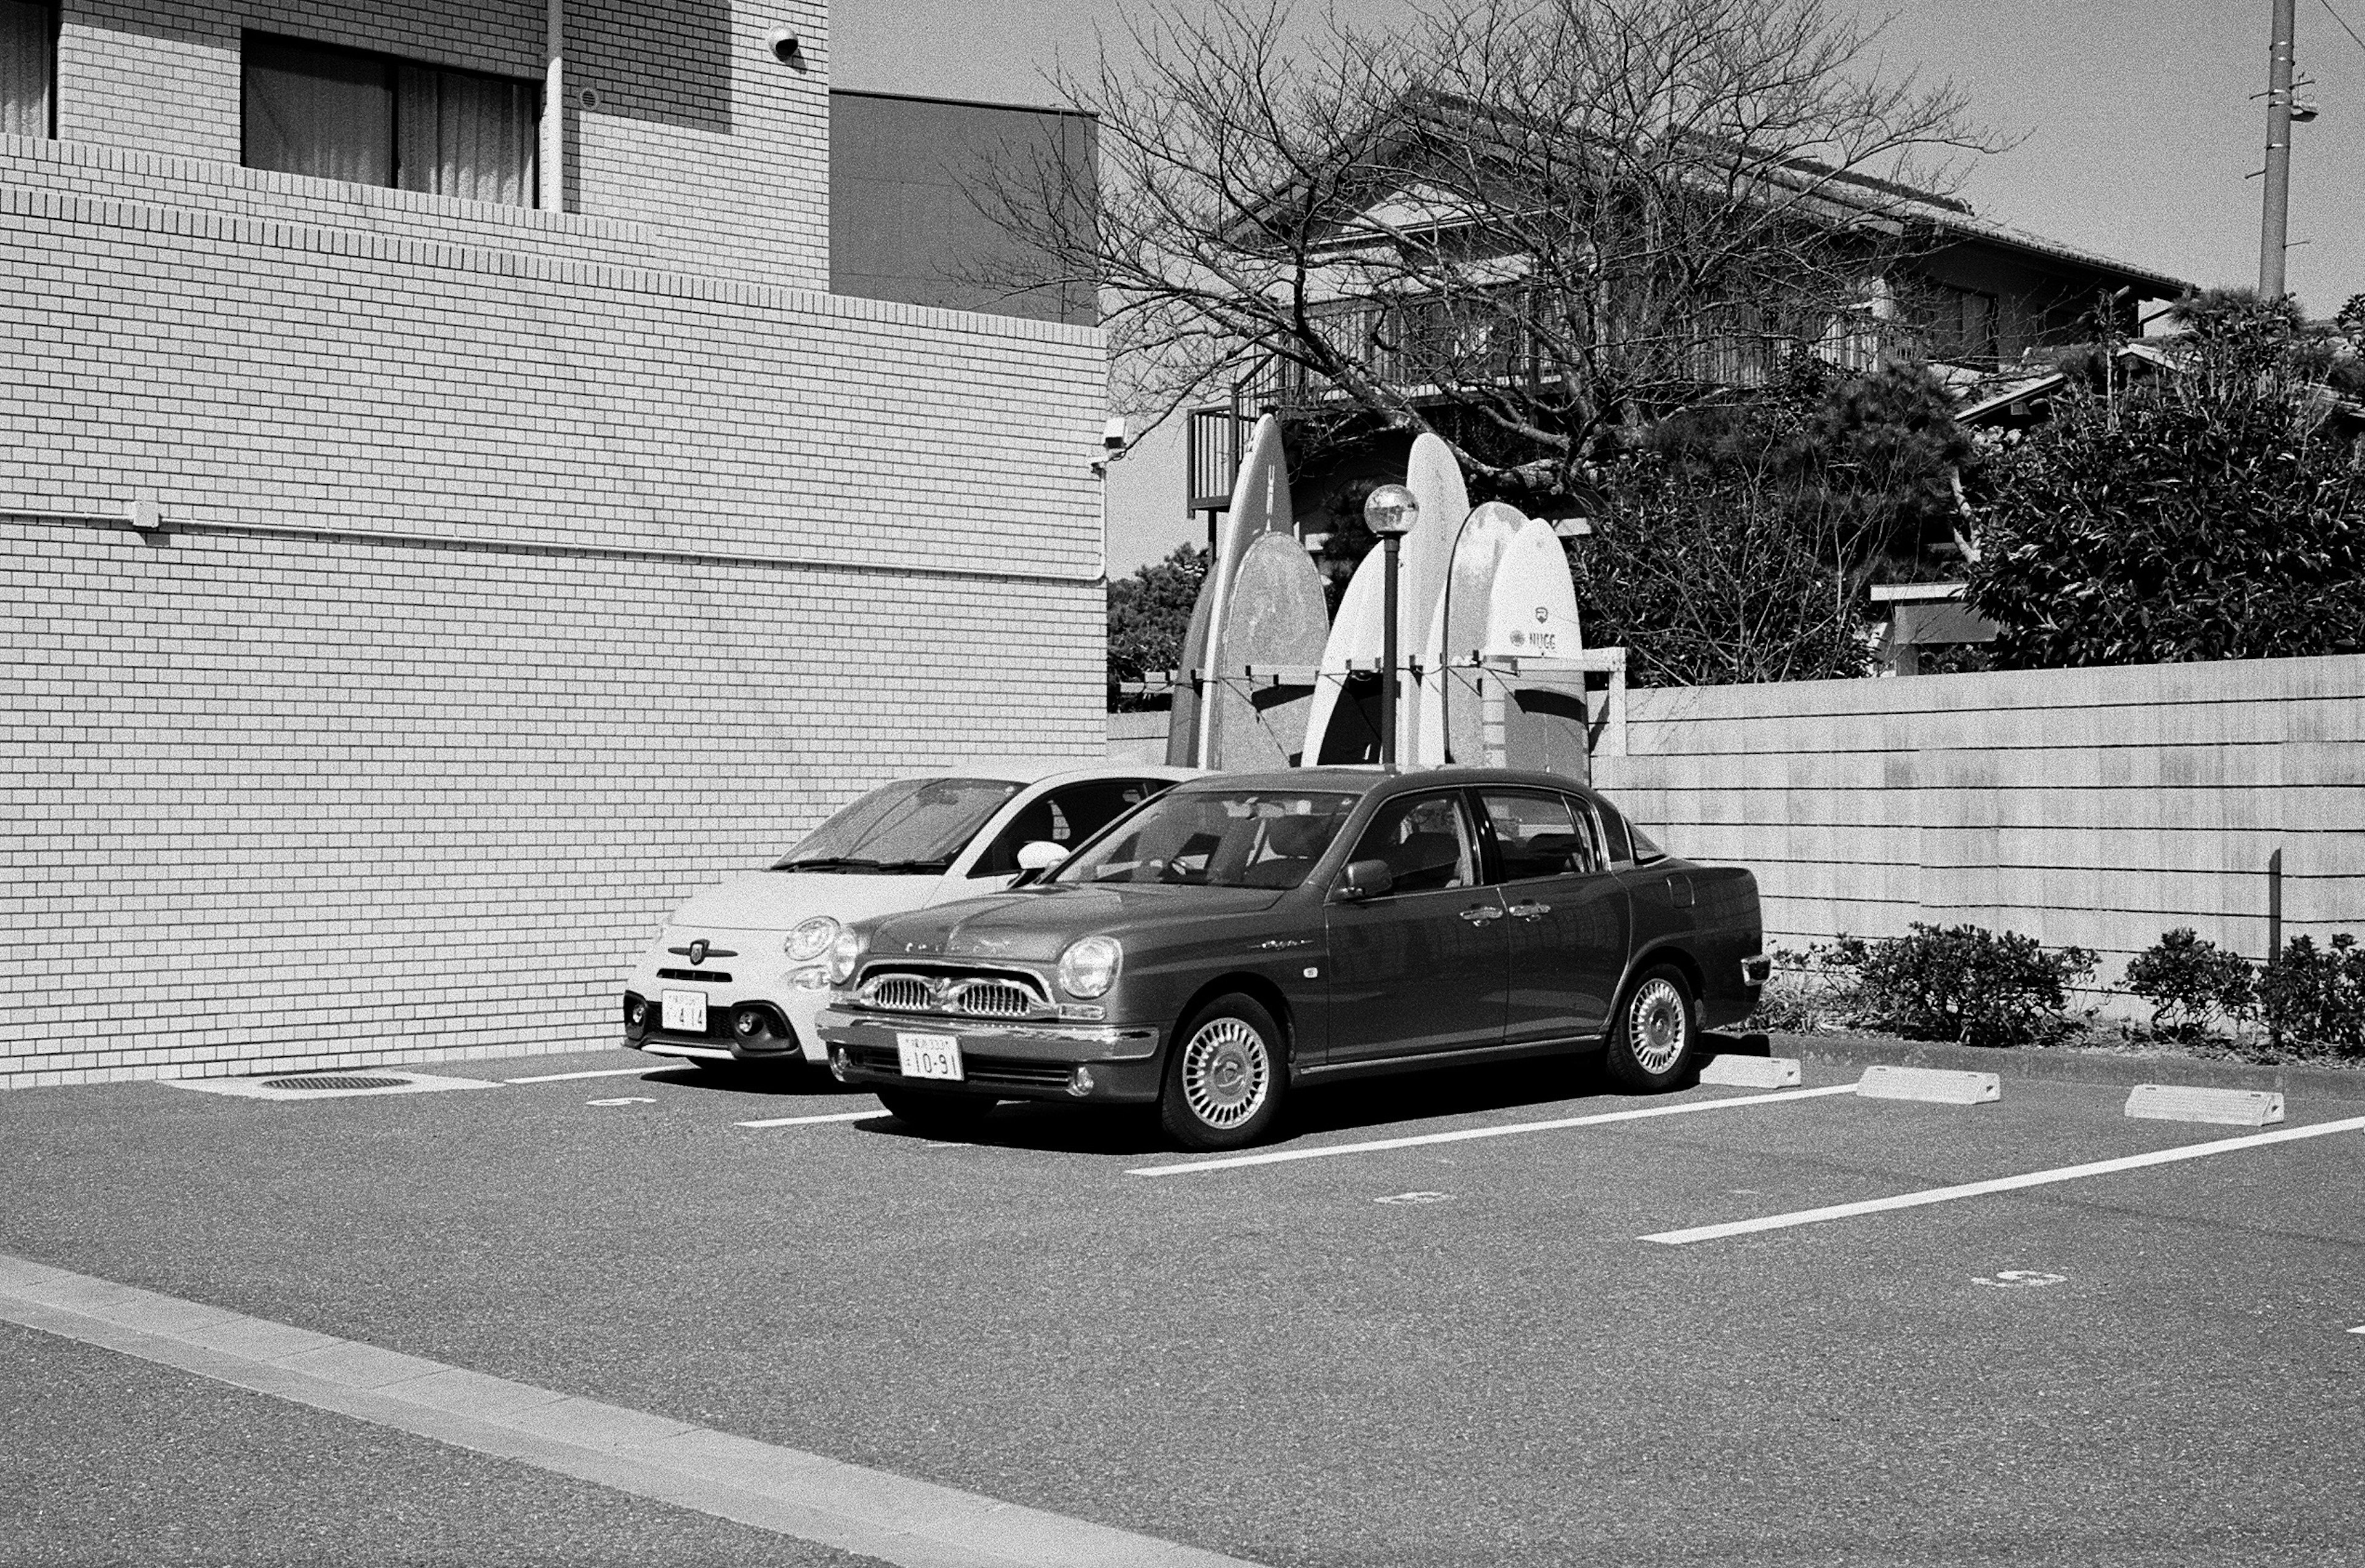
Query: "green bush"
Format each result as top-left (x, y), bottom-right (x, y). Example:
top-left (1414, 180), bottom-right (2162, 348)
top-left (1844, 923), bottom-right (2097, 1049)
top-left (2124, 927), bottom-right (2257, 1038)
top-left (2258, 934), bottom-right (2365, 1059)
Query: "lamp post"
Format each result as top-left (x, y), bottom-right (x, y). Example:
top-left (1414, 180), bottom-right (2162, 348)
top-left (1362, 483), bottom-right (1420, 766)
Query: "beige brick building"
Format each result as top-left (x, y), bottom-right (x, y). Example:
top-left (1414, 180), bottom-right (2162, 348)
top-left (1, 1), bottom-right (1109, 1088)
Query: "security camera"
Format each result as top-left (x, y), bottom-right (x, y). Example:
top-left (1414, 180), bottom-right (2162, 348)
top-left (765, 26), bottom-right (803, 67)
top-left (1101, 416), bottom-right (1128, 453)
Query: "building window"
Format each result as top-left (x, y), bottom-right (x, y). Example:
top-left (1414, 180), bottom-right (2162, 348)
top-left (242, 33), bottom-right (538, 208)
top-left (0, 0), bottom-right (55, 139)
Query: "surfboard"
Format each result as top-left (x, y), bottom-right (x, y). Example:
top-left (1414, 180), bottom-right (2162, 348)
top-left (1166, 414), bottom-right (1295, 768)
top-left (1396, 434), bottom-right (1468, 761)
top-left (1300, 544), bottom-right (1388, 766)
top-left (1483, 521), bottom-right (1590, 778)
top-left (1415, 500), bottom-right (1527, 766)
top-left (1199, 531), bottom-right (1332, 769)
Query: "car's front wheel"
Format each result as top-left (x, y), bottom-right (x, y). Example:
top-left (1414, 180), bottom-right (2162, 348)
top-left (875, 1086), bottom-right (996, 1136)
top-left (1160, 994), bottom-right (1287, 1150)
top-left (1604, 964), bottom-right (1700, 1091)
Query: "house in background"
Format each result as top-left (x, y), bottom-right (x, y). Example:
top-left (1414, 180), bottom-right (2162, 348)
top-left (1180, 92), bottom-right (2194, 676)
top-left (0, 1), bottom-right (1108, 1088)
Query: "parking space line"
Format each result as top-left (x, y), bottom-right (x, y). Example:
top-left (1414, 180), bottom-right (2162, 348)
top-left (734, 1109), bottom-right (882, 1129)
top-left (1127, 1084), bottom-right (1859, 1177)
top-left (1643, 1112), bottom-right (2365, 1245)
top-left (503, 1067), bottom-right (659, 1084)
top-left (0, 1253), bottom-right (1261, 1568)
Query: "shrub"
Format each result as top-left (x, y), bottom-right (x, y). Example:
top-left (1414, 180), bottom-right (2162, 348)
top-left (2258, 934), bottom-right (2365, 1059)
top-left (1745, 944), bottom-right (1863, 1033)
top-left (2124, 927), bottom-right (2258, 1038)
top-left (1846, 923), bottom-right (2096, 1049)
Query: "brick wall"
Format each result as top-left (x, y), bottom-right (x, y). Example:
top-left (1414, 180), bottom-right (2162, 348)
top-left (1, 1), bottom-right (1108, 1089)
top-left (52, 0), bottom-right (829, 285)
top-left (1593, 655), bottom-right (2365, 1009)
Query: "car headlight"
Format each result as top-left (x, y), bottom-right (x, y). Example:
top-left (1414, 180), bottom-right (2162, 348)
top-left (828, 926), bottom-right (865, 985)
top-left (785, 916), bottom-right (841, 963)
top-left (1056, 935), bottom-right (1122, 998)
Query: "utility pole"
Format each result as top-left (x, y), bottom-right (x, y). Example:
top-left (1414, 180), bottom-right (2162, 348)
top-left (2259, 0), bottom-right (2297, 296)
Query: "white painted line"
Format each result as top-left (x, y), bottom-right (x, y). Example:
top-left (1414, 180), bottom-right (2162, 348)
top-left (2124, 1083), bottom-right (2284, 1126)
top-left (0, 1253), bottom-right (1261, 1568)
top-left (1128, 1084), bottom-right (1859, 1177)
top-left (1699, 1054), bottom-right (1801, 1088)
top-left (734, 1109), bottom-right (882, 1129)
top-left (1857, 1065), bottom-right (2000, 1104)
top-left (503, 1067), bottom-right (658, 1084)
top-left (2350, 1325), bottom-right (2365, 1336)
top-left (1644, 1113), bottom-right (2365, 1245)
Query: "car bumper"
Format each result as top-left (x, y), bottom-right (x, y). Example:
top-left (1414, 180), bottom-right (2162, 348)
top-left (622, 985), bottom-right (829, 1065)
top-left (814, 1008), bottom-right (1166, 1104)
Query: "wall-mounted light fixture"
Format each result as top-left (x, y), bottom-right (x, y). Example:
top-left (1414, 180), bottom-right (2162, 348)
top-left (766, 26), bottom-right (806, 69)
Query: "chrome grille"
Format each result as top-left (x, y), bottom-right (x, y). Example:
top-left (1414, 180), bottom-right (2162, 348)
top-left (954, 981), bottom-right (1033, 1019)
top-left (866, 977), bottom-right (935, 1012)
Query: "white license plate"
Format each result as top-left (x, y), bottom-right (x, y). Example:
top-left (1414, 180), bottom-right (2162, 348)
top-left (896, 1032), bottom-right (963, 1081)
top-left (661, 990), bottom-right (708, 1033)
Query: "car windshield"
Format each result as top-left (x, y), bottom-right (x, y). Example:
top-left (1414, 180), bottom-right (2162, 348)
top-left (1054, 789), bottom-right (1359, 889)
top-left (770, 777), bottom-right (1021, 874)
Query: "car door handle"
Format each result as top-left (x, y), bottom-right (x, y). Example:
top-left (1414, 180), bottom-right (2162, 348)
top-left (1459, 905), bottom-right (1505, 924)
top-left (1508, 902), bottom-right (1551, 920)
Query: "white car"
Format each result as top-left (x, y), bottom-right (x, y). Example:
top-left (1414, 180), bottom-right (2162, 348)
top-left (623, 760), bottom-right (1196, 1069)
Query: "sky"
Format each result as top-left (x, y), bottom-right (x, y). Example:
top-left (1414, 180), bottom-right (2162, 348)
top-left (832, 0), bottom-right (2365, 570)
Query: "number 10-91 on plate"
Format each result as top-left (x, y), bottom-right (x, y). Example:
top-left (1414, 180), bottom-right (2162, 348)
top-left (896, 1032), bottom-right (963, 1081)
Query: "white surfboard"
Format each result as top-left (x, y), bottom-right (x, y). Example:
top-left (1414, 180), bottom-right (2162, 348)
top-left (1413, 500), bottom-right (1528, 766)
top-left (1396, 434), bottom-right (1468, 761)
top-left (1168, 414), bottom-right (1295, 767)
top-left (1482, 521), bottom-right (1590, 776)
top-left (1482, 521), bottom-right (1584, 661)
top-left (1299, 544), bottom-right (1388, 765)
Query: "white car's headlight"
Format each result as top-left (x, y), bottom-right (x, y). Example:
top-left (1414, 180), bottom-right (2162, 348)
top-left (1056, 935), bottom-right (1123, 998)
top-left (785, 916), bottom-right (841, 963)
top-left (828, 926), bottom-right (865, 985)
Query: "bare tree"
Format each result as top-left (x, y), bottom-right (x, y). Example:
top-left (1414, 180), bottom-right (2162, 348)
top-left (977, 0), bottom-right (2002, 498)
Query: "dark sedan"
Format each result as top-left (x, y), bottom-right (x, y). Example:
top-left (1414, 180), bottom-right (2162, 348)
top-left (814, 767), bottom-right (1768, 1150)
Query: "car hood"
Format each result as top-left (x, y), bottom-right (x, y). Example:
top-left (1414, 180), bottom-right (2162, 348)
top-left (864, 883), bottom-right (1287, 962)
top-left (667, 870), bottom-right (956, 933)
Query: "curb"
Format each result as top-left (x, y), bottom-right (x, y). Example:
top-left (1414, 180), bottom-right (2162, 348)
top-left (1715, 1031), bottom-right (2365, 1105)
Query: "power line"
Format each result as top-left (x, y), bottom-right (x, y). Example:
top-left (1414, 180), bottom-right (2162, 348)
top-left (2321, 0), bottom-right (2365, 58)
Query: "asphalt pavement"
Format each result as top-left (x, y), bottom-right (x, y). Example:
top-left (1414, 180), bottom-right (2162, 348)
top-left (2, 1038), bottom-right (2359, 1567)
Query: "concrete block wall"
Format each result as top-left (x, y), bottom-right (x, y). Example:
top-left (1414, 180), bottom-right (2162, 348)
top-left (1, 1), bottom-right (1109, 1088)
top-left (1593, 655), bottom-right (2365, 1007)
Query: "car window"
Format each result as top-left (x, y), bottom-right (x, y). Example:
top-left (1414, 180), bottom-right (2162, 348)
top-left (1479, 789), bottom-right (1602, 880)
top-left (1593, 799), bottom-right (1664, 865)
top-left (969, 778), bottom-right (1172, 878)
top-left (1056, 789), bottom-right (1359, 889)
top-left (1346, 791), bottom-right (1478, 895)
top-left (771, 777), bottom-right (1021, 873)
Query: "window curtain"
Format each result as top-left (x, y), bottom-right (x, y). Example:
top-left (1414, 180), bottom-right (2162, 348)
top-left (243, 36), bottom-right (394, 185)
top-left (397, 65), bottom-right (536, 208)
top-left (0, 0), bottom-right (52, 139)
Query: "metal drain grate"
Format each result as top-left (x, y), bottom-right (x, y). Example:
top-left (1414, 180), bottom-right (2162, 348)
top-left (259, 1074), bottom-right (413, 1092)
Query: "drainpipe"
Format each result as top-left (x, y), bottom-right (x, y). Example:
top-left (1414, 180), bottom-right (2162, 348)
top-left (541, 0), bottom-right (565, 212)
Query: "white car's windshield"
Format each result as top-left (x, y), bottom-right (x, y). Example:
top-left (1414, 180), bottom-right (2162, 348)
top-left (1054, 790), bottom-right (1358, 890)
top-left (772, 778), bottom-right (1021, 874)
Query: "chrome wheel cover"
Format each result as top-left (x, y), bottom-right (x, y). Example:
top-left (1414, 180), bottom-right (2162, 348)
top-left (1180, 1017), bottom-right (1271, 1130)
top-left (1628, 977), bottom-right (1690, 1075)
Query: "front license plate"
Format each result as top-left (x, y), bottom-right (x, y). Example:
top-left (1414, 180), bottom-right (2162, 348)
top-left (661, 990), bottom-right (707, 1033)
top-left (896, 1032), bottom-right (963, 1081)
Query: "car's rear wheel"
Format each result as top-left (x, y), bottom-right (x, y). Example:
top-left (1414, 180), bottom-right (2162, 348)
top-left (1604, 964), bottom-right (1699, 1091)
top-left (876, 1086), bottom-right (996, 1136)
top-left (1160, 994), bottom-right (1287, 1150)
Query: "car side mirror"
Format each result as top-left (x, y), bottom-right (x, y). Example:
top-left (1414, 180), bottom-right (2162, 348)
top-left (1332, 857), bottom-right (1394, 903)
top-left (1010, 839), bottom-right (1066, 887)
